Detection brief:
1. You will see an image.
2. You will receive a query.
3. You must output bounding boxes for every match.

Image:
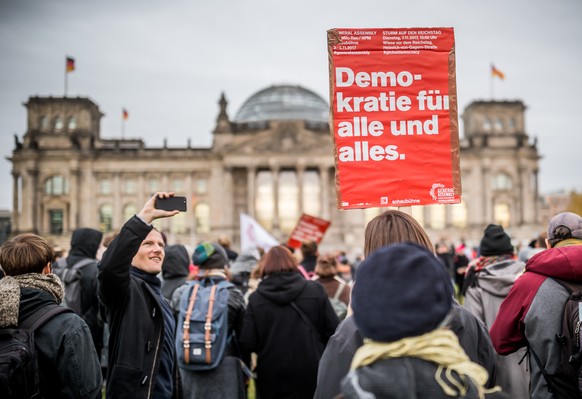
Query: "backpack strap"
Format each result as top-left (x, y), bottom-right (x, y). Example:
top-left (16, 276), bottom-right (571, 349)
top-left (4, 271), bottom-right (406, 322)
top-left (20, 304), bottom-right (71, 331)
top-left (60, 258), bottom-right (95, 282)
top-left (182, 283), bottom-right (200, 364)
top-left (205, 284), bottom-right (218, 365)
top-left (332, 277), bottom-right (347, 301)
top-left (529, 345), bottom-right (557, 394)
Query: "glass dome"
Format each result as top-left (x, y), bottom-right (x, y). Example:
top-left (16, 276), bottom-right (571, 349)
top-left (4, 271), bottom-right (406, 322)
top-left (233, 85), bottom-right (328, 123)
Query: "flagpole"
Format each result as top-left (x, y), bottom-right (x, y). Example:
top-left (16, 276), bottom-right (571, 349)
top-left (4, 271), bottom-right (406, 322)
top-left (121, 117), bottom-right (125, 138)
top-left (64, 68), bottom-right (68, 97)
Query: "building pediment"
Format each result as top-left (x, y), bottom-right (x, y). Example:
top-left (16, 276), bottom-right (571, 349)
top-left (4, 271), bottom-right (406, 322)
top-left (222, 122), bottom-right (333, 155)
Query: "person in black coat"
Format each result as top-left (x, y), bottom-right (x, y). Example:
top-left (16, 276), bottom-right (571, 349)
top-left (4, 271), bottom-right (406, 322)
top-left (98, 192), bottom-right (183, 399)
top-left (239, 245), bottom-right (339, 399)
top-left (56, 227), bottom-right (104, 358)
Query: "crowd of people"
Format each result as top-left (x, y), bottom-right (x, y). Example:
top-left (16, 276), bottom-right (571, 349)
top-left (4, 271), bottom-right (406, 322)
top-left (1, 190), bottom-right (582, 399)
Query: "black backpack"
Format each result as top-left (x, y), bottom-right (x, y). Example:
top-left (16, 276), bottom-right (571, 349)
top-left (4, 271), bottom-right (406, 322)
top-left (530, 279), bottom-right (582, 398)
top-left (0, 304), bottom-right (72, 398)
top-left (54, 258), bottom-right (95, 314)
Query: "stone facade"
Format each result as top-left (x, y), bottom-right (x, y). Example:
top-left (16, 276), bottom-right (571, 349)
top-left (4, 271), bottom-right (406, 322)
top-left (8, 87), bottom-right (543, 254)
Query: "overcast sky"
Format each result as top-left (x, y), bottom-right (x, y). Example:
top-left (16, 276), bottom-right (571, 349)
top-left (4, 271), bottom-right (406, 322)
top-left (1, 0), bottom-right (581, 211)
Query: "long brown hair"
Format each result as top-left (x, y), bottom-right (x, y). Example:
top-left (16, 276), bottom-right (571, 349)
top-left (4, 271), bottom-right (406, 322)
top-left (259, 245), bottom-right (298, 277)
top-left (364, 210), bottom-right (434, 256)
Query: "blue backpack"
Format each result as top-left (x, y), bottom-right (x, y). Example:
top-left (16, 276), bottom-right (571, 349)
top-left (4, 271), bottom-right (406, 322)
top-left (176, 279), bottom-right (233, 371)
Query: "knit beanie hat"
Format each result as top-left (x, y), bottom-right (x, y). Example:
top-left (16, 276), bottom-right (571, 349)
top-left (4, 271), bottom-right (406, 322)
top-left (351, 242), bottom-right (453, 343)
top-left (479, 224), bottom-right (513, 256)
top-left (192, 242), bottom-right (228, 269)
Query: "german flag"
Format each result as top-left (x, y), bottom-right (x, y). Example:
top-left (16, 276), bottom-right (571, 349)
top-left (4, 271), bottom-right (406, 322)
top-left (122, 108), bottom-right (129, 120)
top-left (66, 56), bottom-right (75, 73)
top-left (491, 64), bottom-right (505, 80)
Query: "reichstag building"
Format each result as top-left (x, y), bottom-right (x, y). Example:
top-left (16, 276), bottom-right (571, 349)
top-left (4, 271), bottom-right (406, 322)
top-left (9, 85), bottom-right (542, 254)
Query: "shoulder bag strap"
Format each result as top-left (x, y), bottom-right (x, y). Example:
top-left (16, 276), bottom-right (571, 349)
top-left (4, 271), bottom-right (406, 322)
top-left (290, 301), bottom-right (321, 342)
top-left (182, 283), bottom-right (200, 364)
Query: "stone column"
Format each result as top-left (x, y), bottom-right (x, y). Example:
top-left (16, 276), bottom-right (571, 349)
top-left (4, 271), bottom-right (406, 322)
top-left (12, 172), bottom-right (20, 232)
top-left (223, 166), bottom-right (234, 230)
top-left (29, 170), bottom-right (39, 233)
top-left (247, 167), bottom-right (256, 218)
top-left (272, 165), bottom-right (280, 232)
top-left (69, 166), bottom-right (80, 231)
top-left (297, 164), bottom-right (305, 215)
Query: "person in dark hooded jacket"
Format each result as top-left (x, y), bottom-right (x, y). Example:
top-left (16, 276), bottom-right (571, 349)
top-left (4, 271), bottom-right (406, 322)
top-left (239, 245), bottom-right (339, 399)
top-left (56, 227), bottom-right (104, 358)
top-left (161, 244), bottom-right (190, 301)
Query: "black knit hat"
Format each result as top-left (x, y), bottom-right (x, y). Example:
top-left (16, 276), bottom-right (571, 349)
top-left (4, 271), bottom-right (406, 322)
top-left (352, 242), bottom-right (453, 343)
top-left (479, 224), bottom-right (513, 256)
top-left (192, 242), bottom-right (228, 269)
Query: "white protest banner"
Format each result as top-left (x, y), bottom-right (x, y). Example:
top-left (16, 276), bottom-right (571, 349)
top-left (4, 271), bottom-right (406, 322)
top-left (240, 213), bottom-right (279, 252)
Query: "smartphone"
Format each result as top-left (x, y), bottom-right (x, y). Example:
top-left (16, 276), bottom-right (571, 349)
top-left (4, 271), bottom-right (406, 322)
top-left (155, 196), bottom-right (187, 212)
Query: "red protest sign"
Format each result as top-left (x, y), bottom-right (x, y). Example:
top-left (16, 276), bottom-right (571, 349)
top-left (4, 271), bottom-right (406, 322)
top-left (286, 214), bottom-right (331, 249)
top-left (327, 28), bottom-right (461, 209)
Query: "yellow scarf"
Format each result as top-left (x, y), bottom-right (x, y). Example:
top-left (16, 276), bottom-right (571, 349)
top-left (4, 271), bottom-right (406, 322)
top-left (351, 328), bottom-right (499, 399)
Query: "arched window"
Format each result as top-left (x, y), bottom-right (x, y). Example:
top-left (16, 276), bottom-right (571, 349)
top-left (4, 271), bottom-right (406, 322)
top-left (39, 116), bottom-right (48, 130)
top-left (279, 170), bottom-right (298, 234)
top-left (45, 175), bottom-right (69, 195)
top-left (494, 117), bottom-right (504, 131)
top-left (54, 116), bottom-right (64, 131)
top-left (255, 170), bottom-right (273, 231)
top-left (99, 204), bottom-right (113, 232)
top-left (67, 117), bottom-right (77, 130)
top-left (492, 173), bottom-right (512, 190)
top-left (482, 117), bottom-right (491, 131)
top-left (149, 178), bottom-right (159, 193)
top-left (195, 203), bottom-right (210, 234)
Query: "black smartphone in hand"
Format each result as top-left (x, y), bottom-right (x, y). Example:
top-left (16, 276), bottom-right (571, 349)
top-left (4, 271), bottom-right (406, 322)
top-left (155, 196), bottom-right (187, 212)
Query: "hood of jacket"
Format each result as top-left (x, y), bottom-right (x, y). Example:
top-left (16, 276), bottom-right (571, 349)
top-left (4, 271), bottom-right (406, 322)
top-left (68, 228), bottom-right (103, 259)
top-left (526, 244), bottom-right (582, 281)
top-left (161, 244), bottom-right (190, 279)
top-left (474, 258), bottom-right (525, 297)
top-left (257, 271), bottom-right (307, 305)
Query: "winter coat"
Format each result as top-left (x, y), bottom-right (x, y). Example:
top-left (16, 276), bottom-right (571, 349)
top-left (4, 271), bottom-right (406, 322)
top-left (171, 276), bottom-right (247, 399)
top-left (314, 301), bottom-right (498, 399)
top-left (1, 286), bottom-right (102, 398)
top-left (341, 356), bottom-right (481, 399)
top-left (239, 271), bottom-right (339, 399)
top-left (490, 244), bottom-right (582, 399)
top-left (61, 227), bottom-right (103, 354)
top-left (98, 216), bottom-right (182, 399)
top-left (463, 258), bottom-right (529, 399)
